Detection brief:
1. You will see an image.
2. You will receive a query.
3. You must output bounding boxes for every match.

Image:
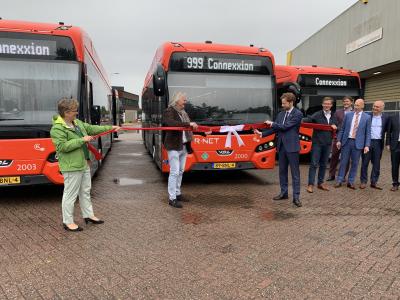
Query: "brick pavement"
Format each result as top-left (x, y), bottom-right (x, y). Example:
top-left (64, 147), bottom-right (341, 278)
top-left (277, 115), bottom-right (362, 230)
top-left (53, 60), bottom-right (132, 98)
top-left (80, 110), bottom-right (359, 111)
top-left (1, 131), bottom-right (400, 299)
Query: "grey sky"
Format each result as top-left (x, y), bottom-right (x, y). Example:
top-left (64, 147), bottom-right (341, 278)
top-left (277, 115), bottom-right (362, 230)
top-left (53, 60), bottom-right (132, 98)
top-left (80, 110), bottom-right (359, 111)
top-left (2, 0), bottom-right (357, 95)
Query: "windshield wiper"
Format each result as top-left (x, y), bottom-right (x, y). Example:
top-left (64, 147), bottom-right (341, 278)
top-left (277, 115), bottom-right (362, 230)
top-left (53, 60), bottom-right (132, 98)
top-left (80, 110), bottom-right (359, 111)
top-left (0, 118), bottom-right (25, 121)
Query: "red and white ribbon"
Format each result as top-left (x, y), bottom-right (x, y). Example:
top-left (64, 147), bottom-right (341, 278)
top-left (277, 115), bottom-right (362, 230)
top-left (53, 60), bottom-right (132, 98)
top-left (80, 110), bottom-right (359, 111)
top-left (87, 122), bottom-right (334, 160)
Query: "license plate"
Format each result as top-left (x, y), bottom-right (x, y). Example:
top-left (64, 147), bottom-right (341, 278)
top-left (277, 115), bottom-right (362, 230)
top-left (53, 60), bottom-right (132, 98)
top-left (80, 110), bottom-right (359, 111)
top-left (0, 176), bottom-right (21, 185)
top-left (213, 162), bottom-right (236, 169)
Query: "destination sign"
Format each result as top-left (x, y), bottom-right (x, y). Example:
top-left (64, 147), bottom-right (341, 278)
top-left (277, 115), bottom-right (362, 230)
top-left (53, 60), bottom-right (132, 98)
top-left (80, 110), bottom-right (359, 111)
top-left (298, 75), bottom-right (360, 89)
top-left (0, 38), bottom-right (56, 56)
top-left (170, 52), bottom-right (272, 75)
top-left (0, 32), bottom-right (76, 60)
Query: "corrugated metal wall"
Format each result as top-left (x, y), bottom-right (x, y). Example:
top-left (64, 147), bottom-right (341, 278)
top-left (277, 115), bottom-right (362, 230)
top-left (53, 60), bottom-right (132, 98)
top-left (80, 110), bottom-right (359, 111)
top-left (364, 71), bottom-right (400, 102)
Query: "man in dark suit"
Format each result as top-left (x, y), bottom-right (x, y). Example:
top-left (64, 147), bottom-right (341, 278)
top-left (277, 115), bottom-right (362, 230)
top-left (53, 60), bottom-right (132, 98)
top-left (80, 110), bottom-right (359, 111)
top-left (386, 113), bottom-right (400, 191)
top-left (327, 96), bottom-right (353, 181)
top-left (335, 99), bottom-right (371, 189)
top-left (360, 100), bottom-right (388, 190)
top-left (305, 97), bottom-right (337, 193)
top-left (255, 92), bottom-right (303, 207)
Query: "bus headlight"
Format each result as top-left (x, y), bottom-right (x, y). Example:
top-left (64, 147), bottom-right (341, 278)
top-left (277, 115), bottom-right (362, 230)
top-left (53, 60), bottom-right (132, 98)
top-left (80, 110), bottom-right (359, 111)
top-left (299, 134), bottom-right (311, 142)
top-left (256, 141), bottom-right (275, 152)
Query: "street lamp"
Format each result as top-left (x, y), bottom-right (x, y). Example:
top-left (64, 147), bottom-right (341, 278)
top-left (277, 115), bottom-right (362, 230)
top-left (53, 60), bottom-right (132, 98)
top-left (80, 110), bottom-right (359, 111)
top-left (110, 72), bottom-right (120, 85)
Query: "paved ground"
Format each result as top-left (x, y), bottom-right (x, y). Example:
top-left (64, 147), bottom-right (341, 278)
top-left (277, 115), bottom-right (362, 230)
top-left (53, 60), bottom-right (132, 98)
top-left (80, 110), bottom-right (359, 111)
top-left (1, 131), bottom-right (400, 299)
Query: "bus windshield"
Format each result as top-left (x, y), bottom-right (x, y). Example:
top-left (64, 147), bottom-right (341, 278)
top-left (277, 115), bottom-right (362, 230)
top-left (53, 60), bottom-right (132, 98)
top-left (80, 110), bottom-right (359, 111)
top-left (299, 90), bottom-right (360, 116)
top-left (168, 72), bottom-right (273, 125)
top-left (0, 59), bottom-right (79, 125)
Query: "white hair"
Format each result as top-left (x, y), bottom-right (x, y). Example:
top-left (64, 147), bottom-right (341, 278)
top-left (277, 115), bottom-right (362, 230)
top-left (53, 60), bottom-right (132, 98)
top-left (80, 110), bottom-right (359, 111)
top-left (169, 92), bottom-right (186, 107)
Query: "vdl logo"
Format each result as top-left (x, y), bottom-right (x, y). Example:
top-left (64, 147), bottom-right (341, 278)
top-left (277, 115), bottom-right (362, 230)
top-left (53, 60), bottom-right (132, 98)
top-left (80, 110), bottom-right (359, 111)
top-left (0, 160), bottom-right (12, 167)
top-left (216, 150), bottom-right (233, 156)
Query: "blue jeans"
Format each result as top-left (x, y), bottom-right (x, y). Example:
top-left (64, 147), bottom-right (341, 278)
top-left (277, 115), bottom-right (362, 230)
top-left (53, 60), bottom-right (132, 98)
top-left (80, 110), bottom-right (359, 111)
top-left (167, 148), bottom-right (187, 200)
top-left (308, 143), bottom-right (331, 186)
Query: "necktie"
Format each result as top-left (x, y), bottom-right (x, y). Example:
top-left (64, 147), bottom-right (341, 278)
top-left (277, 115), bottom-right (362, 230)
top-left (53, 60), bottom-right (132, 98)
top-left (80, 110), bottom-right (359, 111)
top-left (283, 111), bottom-right (289, 124)
top-left (351, 113), bottom-right (360, 138)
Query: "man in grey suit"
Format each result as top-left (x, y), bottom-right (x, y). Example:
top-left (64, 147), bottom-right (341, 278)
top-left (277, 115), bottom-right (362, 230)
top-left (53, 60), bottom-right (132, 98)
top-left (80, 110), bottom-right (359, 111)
top-left (255, 92), bottom-right (303, 207)
top-left (335, 99), bottom-right (371, 189)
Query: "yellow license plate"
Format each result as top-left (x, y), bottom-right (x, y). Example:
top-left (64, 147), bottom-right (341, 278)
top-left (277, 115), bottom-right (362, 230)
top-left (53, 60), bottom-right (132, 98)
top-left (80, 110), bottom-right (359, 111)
top-left (213, 162), bottom-right (236, 169)
top-left (0, 176), bottom-right (21, 185)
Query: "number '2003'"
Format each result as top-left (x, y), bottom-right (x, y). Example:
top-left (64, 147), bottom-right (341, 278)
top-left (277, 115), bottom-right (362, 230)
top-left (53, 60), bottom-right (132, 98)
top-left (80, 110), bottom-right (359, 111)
top-left (17, 164), bottom-right (37, 171)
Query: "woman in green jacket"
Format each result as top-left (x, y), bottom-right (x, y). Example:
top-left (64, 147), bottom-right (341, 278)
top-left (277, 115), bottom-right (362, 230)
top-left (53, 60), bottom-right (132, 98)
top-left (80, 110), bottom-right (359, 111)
top-left (50, 98), bottom-right (120, 232)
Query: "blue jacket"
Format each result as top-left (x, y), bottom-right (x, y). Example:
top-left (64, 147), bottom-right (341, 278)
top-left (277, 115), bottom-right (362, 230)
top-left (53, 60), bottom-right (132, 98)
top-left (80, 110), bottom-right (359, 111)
top-left (337, 111), bottom-right (371, 150)
top-left (262, 108), bottom-right (303, 152)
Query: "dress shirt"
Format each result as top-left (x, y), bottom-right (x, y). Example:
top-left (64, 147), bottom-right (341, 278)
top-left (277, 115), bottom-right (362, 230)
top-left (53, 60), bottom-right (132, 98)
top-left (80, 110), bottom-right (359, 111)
top-left (323, 110), bottom-right (331, 123)
top-left (371, 114), bottom-right (382, 139)
top-left (282, 107), bottom-right (294, 124)
top-left (348, 111), bottom-right (362, 138)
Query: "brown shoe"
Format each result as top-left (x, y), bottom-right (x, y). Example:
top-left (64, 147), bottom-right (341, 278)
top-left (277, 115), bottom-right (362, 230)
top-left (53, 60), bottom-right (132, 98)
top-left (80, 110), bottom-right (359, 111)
top-left (347, 183), bottom-right (356, 190)
top-left (370, 184), bottom-right (383, 190)
top-left (334, 182), bottom-right (342, 188)
top-left (390, 186), bottom-right (399, 192)
top-left (360, 183), bottom-right (367, 189)
top-left (306, 185), bottom-right (314, 193)
top-left (317, 184), bottom-right (330, 191)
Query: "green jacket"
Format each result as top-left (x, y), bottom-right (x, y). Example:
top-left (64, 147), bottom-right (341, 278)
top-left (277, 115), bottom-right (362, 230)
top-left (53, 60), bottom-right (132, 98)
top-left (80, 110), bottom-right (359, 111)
top-left (50, 115), bottom-right (112, 172)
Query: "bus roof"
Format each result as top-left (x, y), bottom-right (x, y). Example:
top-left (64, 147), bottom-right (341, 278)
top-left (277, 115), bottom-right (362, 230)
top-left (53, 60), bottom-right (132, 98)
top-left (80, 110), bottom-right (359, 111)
top-left (143, 41), bottom-right (274, 91)
top-left (276, 65), bottom-right (359, 83)
top-left (0, 19), bottom-right (110, 85)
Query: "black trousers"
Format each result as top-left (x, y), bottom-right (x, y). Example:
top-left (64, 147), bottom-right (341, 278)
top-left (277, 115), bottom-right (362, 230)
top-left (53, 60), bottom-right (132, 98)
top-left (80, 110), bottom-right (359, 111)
top-left (391, 142), bottom-right (400, 187)
top-left (360, 139), bottom-right (383, 184)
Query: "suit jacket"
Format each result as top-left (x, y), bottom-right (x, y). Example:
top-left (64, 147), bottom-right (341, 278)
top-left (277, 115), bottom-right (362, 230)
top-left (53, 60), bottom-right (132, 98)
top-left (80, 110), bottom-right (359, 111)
top-left (366, 112), bottom-right (389, 149)
top-left (333, 108), bottom-right (353, 131)
top-left (262, 108), bottom-right (303, 152)
top-left (162, 106), bottom-right (191, 151)
top-left (337, 111), bottom-right (371, 150)
top-left (304, 110), bottom-right (337, 145)
top-left (386, 114), bottom-right (400, 150)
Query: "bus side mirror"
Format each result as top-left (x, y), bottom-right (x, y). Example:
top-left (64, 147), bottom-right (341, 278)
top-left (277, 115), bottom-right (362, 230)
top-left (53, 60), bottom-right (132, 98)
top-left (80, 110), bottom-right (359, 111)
top-left (91, 105), bottom-right (101, 125)
top-left (282, 82), bottom-right (301, 103)
top-left (153, 64), bottom-right (166, 96)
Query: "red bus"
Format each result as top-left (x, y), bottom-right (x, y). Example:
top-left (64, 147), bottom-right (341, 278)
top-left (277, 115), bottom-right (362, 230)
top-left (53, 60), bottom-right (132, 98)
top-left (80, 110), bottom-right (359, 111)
top-left (276, 65), bottom-right (362, 154)
top-left (0, 19), bottom-right (116, 186)
top-left (142, 41), bottom-right (277, 172)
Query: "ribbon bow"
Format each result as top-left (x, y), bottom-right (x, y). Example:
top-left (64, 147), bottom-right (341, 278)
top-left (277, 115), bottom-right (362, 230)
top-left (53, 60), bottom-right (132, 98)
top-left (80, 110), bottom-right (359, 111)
top-left (219, 125), bottom-right (245, 148)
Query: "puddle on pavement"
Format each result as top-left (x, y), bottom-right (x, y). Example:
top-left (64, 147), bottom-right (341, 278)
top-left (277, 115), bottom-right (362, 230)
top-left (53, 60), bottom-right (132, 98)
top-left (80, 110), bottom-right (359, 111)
top-left (118, 153), bottom-right (144, 157)
top-left (113, 177), bottom-right (144, 186)
top-left (181, 212), bottom-right (203, 225)
top-left (260, 210), bottom-right (295, 221)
